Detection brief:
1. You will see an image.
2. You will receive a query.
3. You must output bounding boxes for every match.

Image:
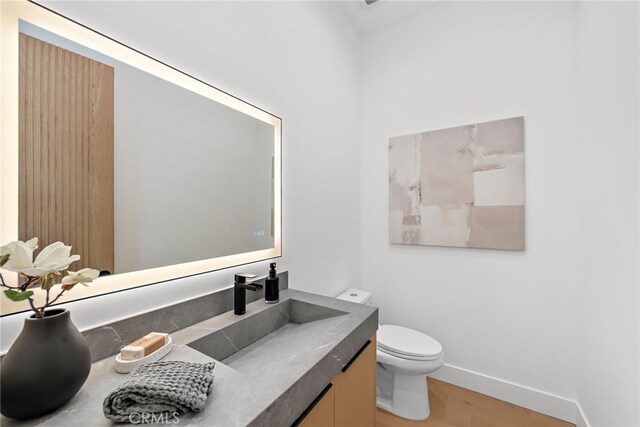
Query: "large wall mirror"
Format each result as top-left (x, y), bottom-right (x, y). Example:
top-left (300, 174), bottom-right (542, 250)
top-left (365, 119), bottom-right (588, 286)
top-left (0, 1), bottom-right (282, 315)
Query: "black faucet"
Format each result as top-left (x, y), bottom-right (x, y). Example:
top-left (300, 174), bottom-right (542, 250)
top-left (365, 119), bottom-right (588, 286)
top-left (234, 273), bottom-right (263, 315)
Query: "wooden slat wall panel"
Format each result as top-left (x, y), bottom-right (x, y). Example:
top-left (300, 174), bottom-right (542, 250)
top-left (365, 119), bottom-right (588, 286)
top-left (45, 40), bottom-right (54, 248)
top-left (18, 34), bottom-right (27, 242)
top-left (19, 33), bottom-right (114, 274)
top-left (89, 60), bottom-right (114, 270)
top-left (33, 36), bottom-right (42, 250)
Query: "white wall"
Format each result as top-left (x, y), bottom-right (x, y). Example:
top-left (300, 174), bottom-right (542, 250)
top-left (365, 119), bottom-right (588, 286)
top-left (576, 2), bottom-right (640, 426)
top-left (1, 0), bottom-right (361, 352)
top-left (360, 0), bottom-right (580, 409)
top-left (360, 1), bottom-right (640, 424)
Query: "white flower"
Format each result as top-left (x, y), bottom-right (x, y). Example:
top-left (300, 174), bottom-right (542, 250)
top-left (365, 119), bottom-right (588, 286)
top-left (0, 240), bottom-right (80, 277)
top-left (0, 238), bottom-right (39, 272)
top-left (62, 268), bottom-right (100, 288)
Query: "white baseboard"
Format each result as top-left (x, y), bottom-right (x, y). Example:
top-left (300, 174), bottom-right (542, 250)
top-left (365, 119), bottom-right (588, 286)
top-left (429, 363), bottom-right (587, 425)
top-left (574, 401), bottom-right (591, 427)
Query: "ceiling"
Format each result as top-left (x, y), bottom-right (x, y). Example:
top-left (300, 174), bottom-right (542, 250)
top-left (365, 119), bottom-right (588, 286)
top-left (338, 0), bottom-right (445, 35)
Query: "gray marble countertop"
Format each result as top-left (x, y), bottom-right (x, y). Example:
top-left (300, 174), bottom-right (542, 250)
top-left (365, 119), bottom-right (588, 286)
top-left (1, 289), bottom-right (378, 427)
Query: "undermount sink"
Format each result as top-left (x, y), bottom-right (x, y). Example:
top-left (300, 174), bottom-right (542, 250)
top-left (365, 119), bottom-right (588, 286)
top-left (187, 299), bottom-right (348, 374)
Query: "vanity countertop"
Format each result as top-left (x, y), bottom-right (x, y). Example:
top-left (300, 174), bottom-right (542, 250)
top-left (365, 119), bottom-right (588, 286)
top-left (1, 289), bottom-right (378, 427)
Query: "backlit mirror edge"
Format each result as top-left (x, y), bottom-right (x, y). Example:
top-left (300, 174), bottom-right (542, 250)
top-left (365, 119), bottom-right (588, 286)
top-left (0, 0), bottom-right (283, 316)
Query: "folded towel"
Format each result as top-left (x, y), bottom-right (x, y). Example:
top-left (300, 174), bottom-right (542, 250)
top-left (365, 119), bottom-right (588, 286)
top-left (103, 360), bottom-right (215, 423)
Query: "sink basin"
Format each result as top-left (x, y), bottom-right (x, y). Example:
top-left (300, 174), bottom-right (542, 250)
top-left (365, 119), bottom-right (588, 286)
top-left (187, 299), bottom-right (348, 373)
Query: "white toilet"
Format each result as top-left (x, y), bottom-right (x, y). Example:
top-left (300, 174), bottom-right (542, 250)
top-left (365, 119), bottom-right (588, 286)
top-left (336, 288), bottom-right (444, 421)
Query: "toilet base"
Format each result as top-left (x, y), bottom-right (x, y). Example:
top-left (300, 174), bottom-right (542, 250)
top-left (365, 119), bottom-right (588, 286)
top-left (376, 370), bottom-right (430, 421)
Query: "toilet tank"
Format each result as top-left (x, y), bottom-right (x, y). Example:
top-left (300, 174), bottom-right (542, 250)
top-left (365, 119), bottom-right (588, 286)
top-left (336, 288), bottom-right (372, 305)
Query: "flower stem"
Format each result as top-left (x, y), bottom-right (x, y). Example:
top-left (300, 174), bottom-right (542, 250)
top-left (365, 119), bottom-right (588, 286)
top-left (20, 276), bottom-right (40, 292)
top-left (27, 297), bottom-right (43, 318)
top-left (46, 289), bottom-right (66, 307)
top-left (0, 272), bottom-right (20, 290)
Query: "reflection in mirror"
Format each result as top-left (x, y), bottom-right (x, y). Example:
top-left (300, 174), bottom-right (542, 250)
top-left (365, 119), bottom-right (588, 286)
top-left (1, 0), bottom-right (281, 315)
top-left (18, 22), bottom-right (275, 275)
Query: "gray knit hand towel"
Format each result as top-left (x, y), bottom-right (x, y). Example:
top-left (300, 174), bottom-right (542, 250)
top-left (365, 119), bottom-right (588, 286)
top-left (103, 360), bottom-right (215, 423)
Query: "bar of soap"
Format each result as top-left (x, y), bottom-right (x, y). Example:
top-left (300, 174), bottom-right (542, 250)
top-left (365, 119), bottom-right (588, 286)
top-left (120, 332), bottom-right (168, 361)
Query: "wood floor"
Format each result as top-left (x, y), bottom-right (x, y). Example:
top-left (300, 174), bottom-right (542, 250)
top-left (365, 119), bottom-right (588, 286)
top-left (376, 378), bottom-right (575, 427)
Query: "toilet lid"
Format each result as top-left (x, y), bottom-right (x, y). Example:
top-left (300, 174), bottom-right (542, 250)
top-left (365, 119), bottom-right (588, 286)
top-left (377, 325), bottom-right (442, 359)
top-left (377, 345), bottom-right (442, 361)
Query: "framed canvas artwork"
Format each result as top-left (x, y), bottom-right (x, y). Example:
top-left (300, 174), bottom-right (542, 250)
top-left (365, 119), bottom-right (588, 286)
top-left (389, 117), bottom-right (525, 251)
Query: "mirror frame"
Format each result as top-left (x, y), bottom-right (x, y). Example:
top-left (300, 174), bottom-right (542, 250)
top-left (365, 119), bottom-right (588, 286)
top-left (0, 0), bottom-right (282, 316)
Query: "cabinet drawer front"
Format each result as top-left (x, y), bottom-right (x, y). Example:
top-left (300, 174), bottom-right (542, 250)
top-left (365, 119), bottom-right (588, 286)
top-left (335, 338), bottom-right (376, 427)
top-left (294, 383), bottom-right (335, 427)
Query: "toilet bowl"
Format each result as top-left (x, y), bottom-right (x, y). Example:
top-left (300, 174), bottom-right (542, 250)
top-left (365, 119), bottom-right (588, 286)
top-left (336, 289), bottom-right (444, 421)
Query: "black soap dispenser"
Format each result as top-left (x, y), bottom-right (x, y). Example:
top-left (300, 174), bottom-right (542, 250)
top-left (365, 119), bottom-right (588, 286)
top-left (264, 262), bottom-right (279, 304)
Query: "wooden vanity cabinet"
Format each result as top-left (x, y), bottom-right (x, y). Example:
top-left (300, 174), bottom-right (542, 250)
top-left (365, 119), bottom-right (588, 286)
top-left (298, 384), bottom-right (335, 427)
top-left (334, 337), bottom-right (376, 427)
top-left (294, 335), bottom-right (376, 427)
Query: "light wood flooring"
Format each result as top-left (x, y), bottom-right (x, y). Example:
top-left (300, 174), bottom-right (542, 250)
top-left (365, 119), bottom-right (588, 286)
top-left (376, 378), bottom-right (575, 427)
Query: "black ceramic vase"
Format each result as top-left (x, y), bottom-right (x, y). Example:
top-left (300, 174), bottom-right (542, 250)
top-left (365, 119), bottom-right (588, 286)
top-left (0, 308), bottom-right (91, 419)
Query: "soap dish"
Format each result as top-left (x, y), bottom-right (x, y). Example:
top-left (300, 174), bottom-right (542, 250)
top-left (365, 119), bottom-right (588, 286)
top-left (115, 336), bottom-right (173, 374)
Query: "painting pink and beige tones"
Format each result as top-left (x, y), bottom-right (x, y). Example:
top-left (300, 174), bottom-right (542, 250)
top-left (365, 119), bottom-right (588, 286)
top-left (389, 117), bottom-right (525, 251)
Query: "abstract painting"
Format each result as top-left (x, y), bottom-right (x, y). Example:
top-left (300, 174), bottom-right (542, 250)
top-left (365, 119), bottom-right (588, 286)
top-left (389, 117), bottom-right (525, 251)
